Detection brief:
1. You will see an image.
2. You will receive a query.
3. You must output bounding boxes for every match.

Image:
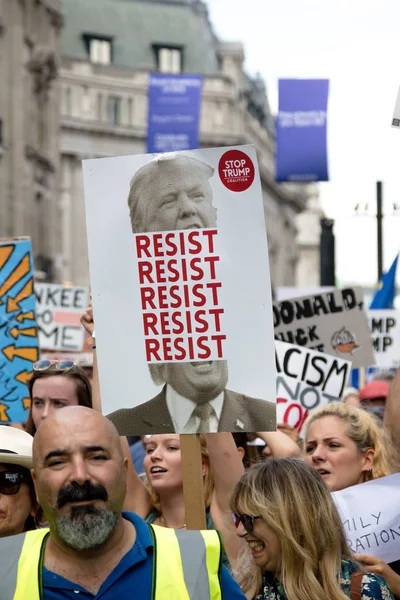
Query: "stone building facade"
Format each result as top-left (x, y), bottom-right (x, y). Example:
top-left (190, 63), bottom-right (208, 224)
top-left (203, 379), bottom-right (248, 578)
top-left (0, 0), bottom-right (63, 280)
top-left (58, 0), bottom-right (315, 288)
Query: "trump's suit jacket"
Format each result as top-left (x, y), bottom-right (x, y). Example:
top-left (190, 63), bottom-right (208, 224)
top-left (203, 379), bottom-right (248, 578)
top-left (107, 386), bottom-right (276, 436)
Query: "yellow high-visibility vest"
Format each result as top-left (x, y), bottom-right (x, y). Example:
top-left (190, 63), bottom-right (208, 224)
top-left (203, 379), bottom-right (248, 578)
top-left (2, 524), bottom-right (223, 600)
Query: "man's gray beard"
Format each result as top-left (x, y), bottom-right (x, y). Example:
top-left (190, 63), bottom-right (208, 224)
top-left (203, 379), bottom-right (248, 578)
top-left (54, 506), bottom-right (118, 551)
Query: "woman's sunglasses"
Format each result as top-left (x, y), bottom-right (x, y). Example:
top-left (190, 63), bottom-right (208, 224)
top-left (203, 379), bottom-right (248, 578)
top-left (232, 512), bottom-right (261, 533)
top-left (33, 360), bottom-right (76, 372)
top-left (0, 471), bottom-right (26, 495)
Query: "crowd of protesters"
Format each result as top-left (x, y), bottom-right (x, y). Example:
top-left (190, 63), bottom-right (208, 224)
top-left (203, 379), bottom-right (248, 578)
top-left (0, 302), bottom-right (399, 599)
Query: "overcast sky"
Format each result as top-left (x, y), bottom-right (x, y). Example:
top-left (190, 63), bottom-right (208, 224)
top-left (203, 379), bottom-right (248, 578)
top-left (207, 0), bottom-right (400, 288)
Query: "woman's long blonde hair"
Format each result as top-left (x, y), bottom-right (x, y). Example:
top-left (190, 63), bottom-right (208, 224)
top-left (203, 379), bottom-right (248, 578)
top-left (230, 459), bottom-right (351, 600)
top-left (303, 402), bottom-right (397, 482)
top-left (145, 435), bottom-right (214, 513)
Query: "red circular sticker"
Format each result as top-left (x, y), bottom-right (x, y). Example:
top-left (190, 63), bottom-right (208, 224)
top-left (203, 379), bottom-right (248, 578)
top-left (218, 150), bottom-right (255, 192)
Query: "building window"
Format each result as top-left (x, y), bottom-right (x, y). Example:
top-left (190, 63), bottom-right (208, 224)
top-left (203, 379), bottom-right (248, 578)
top-left (83, 35), bottom-right (112, 65)
top-left (155, 46), bottom-right (182, 73)
top-left (107, 96), bottom-right (121, 125)
top-left (97, 93), bottom-right (103, 121)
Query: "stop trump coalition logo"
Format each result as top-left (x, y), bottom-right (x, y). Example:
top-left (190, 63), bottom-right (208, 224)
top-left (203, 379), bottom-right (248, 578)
top-left (218, 149), bottom-right (255, 192)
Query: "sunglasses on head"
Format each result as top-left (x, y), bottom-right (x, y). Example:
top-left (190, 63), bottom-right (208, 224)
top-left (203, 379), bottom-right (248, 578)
top-left (232, 512), bottom-right (261, 533)
top-left (0, 471), bottom-right (26, 495)
top-left (33, 360), bottom-right (76, 373)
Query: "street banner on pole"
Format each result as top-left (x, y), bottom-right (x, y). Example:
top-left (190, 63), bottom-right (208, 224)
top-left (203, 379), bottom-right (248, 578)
top-left (147, 74), bottom-right (203, 153)
top-left (83, 145), bottom-right (276, 436)
top-left (35, 283), bottom-right (89, 352)
top-left (276, 341), bottom-right (351, 434)
top-left (276, 79), bottom-right (329, 182)
top-left (273, 287), bottom-right (375, 368)
top-left (0, 239), bottom-right (38, 423)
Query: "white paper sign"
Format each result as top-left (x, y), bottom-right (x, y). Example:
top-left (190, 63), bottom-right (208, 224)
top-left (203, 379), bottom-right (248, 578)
top-left (368, 310), bottom-right (400, 368)
top-left (83, 145), bottom-right (277, 435)
top-left (35, 284), bottom-right (89, 352)
top-left (392, 85), bottom-right (400, 128)
top-left (333, 474), bottom-right (400, 564)
top-left (274, 287), bottom-right (375, 368)
top-left (276, 341), bottom-right (351, 433)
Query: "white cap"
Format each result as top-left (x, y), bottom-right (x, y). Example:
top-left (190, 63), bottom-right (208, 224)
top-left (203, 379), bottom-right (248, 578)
top-left (0, 426), bottom-right (33, 469)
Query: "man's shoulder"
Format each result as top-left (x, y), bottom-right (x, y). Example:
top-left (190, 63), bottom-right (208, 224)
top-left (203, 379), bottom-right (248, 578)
top-left (225, 389), bottom-right (276, 414)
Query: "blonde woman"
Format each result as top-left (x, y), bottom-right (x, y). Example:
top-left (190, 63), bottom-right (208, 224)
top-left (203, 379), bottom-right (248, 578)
top-left (230, 458), bottom-right (393, 600)
top-left (304, 403), bottom-right (399, 597)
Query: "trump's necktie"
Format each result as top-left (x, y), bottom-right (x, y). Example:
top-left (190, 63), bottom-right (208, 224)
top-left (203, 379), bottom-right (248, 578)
top-left (193, 403), bottom-right (214, 433)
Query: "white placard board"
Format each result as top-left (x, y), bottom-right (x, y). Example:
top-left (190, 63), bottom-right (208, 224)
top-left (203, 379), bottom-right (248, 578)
top-left (35, 284), bottom-right (89, 352)
top-left (274, 288), bottom-right (375, 368)
top-left (276, 341), bottom-right (351, 433)
top-left (333, 474), bottom-right (400, 564)
top-left (83, 145), bottom-right (277, 435)
top-left (368, 310), bottom-right (400, 368)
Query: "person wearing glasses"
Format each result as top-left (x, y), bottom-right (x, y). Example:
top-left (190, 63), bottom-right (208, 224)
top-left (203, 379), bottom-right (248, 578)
top-left (0, 426), bottom-right (37, 537)
top-left (230, 459), bottom-right (393, 600)
top-left (25, 360), bottom-right (92, 436)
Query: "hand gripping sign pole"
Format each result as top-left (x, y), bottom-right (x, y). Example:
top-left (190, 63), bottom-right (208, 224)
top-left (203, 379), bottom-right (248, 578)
top-left (180, 434), bottom-right (207, 530)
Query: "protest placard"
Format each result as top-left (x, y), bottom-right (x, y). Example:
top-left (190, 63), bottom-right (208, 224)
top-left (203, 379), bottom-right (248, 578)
top-left (35, 283), bottom-right (89, 352)
top-left (83, 145), bottom-right (276, 436)
top-left (368, 309), bottom-right (400, 368)
top-left (0, 239), bottom-right (38, 423)
top-left (275, 341), bottom-right (351, 433)
top-left (333, 474), bottom-right (400, 564)
top-left (273, 287), bottom-right (374, 368)
top-left (392, 85), bottom-right (400, 128)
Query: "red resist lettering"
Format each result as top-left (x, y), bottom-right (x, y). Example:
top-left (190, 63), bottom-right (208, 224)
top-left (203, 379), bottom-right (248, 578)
top-left (137, 256), bottom-right (219, 284)
top-left (140, 282), bottom-right (222, 310)
top-left (143, 308), bottom-right (224, 335)
top-left (135, 229), bottom-right (217, 259)
top-left (145, 335), bottom-right (226, 361)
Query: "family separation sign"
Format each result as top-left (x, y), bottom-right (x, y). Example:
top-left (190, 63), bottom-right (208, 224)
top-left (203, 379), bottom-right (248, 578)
top-left (0, 239), bottom-right (38, 423)
top-left (35, 284), bottom-right (89, 352)
top-left (273, 287), bottom-right (374, 368)
top-left (368, 310), bottom-right (400, 368)
top-left (275, 341), bottom-right (351, 434)
top-left (83, 145), bottom-right (276, 435)
top-left (333, 474), bottom-right (400, 564)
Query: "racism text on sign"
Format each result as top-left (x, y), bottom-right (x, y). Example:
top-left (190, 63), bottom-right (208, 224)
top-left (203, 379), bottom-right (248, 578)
top-left (275, 341), bottom-right (351, 434)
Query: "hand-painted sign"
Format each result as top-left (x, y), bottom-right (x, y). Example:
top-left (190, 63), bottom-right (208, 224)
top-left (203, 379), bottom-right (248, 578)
top-left (333, 474), bottom-right (400, 564)
top-left (276, 341), bottom-right (351, 433)
top-left (0, 239), bottom-right (38, 423)
top-left (35, 284), bottom-right (89, 352)
top-left (368, 310), bottom-right (400, 368)
top-left (273, 287), bottom-right (374, 368)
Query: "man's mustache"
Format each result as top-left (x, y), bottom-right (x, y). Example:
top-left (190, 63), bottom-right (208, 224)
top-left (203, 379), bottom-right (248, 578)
top-left (57, 481), bottom-right (108, 509)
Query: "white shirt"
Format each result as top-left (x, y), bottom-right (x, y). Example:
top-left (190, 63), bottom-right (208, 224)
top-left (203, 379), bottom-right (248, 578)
top-left (166, 384), bottom-right (224, 434)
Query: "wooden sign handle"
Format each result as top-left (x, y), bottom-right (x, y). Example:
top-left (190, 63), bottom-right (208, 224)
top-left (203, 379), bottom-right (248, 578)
top-left (180, 434), bottom-right (207, 530)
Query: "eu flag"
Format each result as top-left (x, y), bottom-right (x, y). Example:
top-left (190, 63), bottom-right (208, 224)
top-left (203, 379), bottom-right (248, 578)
top-left (370, 254), bottom-right (399, 309)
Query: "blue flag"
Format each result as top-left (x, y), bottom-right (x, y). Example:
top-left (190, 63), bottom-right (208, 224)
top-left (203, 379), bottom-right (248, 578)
top-left (370, 254), bottom-right (398, 309)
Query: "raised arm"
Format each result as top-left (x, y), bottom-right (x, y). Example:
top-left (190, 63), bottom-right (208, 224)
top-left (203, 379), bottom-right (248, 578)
top-left (80, 304), bottom-right (152, 517)
top-left (384, 367), bottom-right (400, 449)
top-left (206, 433), bottom-right (246, 568)
top-left (257, 429), bottom-right (301, 458)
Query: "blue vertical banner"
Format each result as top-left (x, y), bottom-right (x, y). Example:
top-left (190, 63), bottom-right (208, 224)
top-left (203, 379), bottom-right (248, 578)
top-left (276, 79), bottom-right (330, 182)
top-left (0, 239), bottom-right (38, 423)
top-left (147, 73), bottom-right (203, 153)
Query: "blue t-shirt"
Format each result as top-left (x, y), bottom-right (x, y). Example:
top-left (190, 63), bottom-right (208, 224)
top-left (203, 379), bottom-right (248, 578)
top-left (43, 511), bottom-right (245, 599)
